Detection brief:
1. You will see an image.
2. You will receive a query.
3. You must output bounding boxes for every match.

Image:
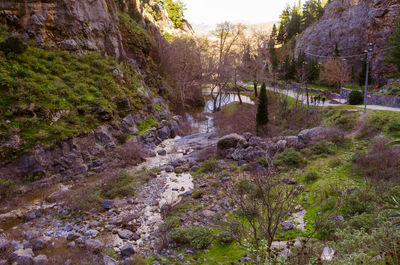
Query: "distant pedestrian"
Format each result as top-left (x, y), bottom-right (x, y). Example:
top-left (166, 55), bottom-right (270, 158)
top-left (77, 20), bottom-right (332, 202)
top-left (322, 96), bottom-right (326, 105)
top-left (311, 96), bottom-right (314, 104)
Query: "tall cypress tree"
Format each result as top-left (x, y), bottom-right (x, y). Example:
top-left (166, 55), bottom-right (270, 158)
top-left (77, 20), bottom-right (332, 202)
top-left (256, 83), bottom-right (269, 134)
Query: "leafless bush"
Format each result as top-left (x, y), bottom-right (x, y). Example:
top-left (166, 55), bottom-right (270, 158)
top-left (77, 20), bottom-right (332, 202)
top-left (219, 160), bottom-right (298, 259)
top-left (115, 141), bottom-right (148, 167)
top-left (353, 140), bottom-right (400, 181)
top-left (214, 103), bottom-right (257, 136)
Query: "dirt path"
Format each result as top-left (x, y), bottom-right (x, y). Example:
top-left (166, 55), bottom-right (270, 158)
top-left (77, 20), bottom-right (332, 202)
top-left (267, 87), bottom-right (400, 112)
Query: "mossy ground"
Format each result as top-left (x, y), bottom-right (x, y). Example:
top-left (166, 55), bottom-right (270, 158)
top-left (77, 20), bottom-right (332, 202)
top-left (0, 25), bottom-right (149, 159)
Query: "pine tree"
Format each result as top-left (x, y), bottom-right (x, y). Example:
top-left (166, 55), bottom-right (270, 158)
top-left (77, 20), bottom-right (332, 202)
top-left (256, 83), bottom-right (269, 134)
top-left (387, 19), bottom-right (400, 73)
top-left (269, 25), bottom-right (279, 72)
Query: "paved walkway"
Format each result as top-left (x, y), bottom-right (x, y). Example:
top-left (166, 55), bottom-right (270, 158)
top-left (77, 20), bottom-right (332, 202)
top-left (266, 87), bottom-right (400, 112)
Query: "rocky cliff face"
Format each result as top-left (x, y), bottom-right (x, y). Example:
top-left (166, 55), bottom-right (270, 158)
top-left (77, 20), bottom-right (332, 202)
top-left (296, 0), bottom-right (400, 83)
top-left (0, 0), bottom-right (193, 60)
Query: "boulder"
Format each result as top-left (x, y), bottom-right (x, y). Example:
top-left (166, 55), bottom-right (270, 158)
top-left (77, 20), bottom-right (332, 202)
top-left (25, 210), bottom-right (41, 221)
top-left (101, 199), bottom-right (114, 210)
top-left (118, 229), bottom-right (133, 240)
top-left (103, 256), bottom-right (118, 265)
top-left (157, 149), bottom-right (167, 156)
top-left (61, 39), bottom-right (78, 51)
top-left (298, 127), bottom-right (344, 145)
top-left (46, 184), bottom-right (70, 203)
top-left (84, 239), bottom-right (103, 254)
top-left (33, 255), bottom-right (48, 265)
top-left (217, 134), bottom-right (246, 157)
top-left (30, 238), bottom-right (47, 251)
top-left (9, 248), bottom-right (34, 265)
top-left (157, 126), bottom-right (171, 140)
top-left (120, 243), bottom-right (135, 257)
top-left (321, 246), bottom-right (335, 261)
top-left (0, 238), bottom-right (10, 251)
top-left (281, 221), bottom-right (295, 231)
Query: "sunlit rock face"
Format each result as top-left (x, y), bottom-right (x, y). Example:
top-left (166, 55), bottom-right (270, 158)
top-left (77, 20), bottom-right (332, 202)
top-left (0, 0), bottom-right (125, 59)
top-left (296, 0), bottom-right (400, 84)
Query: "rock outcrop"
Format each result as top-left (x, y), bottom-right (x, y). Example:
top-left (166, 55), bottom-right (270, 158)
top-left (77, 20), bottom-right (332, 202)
top-left (0, 0), bottom-right (125, 59)
top-left (296, 0), bottom-right (400, 84)
top-left (0, 98), bottom-right (184, 184)
top-left (0, 0), bottom-right (193, 60)
top-left (217, 127), bottom-right (344, 162)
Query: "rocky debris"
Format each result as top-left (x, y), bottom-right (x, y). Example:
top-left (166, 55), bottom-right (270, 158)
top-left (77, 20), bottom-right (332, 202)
top-left (103, 256), bottom-right (118, 265)
top-left (101, 199), bottom-right (114, 210)
top-left (321, 246), bottom-right (335, 261)
top-left (9, 248), bottom-right (34, 264)
top-left (25, 210), bottom-right (41, 221)
top-left (67, 232), bottom-right (81, 241)
top-left (120, 243), bottom-right (135, 257)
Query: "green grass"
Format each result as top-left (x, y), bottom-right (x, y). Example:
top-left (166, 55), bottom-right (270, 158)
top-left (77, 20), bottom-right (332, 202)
top-left (136, 117), bottom-right (158, 135)
top-left (195, 243), bottom-right (246, 264)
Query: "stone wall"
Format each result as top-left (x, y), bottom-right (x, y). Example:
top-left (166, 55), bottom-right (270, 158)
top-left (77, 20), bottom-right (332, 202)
top-left (341, 88), bottom-right (400, 107)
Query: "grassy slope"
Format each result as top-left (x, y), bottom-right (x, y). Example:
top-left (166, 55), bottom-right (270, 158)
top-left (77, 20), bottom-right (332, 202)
top-left (0, 21), bottom-right (157, 159)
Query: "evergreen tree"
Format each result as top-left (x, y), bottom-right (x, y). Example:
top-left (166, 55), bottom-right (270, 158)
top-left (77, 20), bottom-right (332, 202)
top-left (301, 0), bottom-right (324, 31)
top-left (269, 25), bottom-right (279, 72)
top-left (386, 19), bottom-right (400, 73)
top-left (277, 6), bottom-right (291, 44)
top-left (256, 83), bottom-right (269, 133)
top-left (334, 42), bottom-right (340, 57)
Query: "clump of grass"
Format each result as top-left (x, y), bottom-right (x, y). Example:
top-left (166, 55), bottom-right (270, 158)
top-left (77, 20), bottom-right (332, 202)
top-left (274, 148), bottom-right (305, 168)
top-left (136, 117), bottom-right (158, 135)
top-left (304, 170), bottom-right (319, 183)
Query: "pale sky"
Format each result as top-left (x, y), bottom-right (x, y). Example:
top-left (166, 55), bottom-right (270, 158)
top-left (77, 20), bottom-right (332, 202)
top-left (184, 0), bottom-right (304, 32)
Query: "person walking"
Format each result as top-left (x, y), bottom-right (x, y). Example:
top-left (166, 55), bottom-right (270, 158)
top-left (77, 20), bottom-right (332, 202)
top-left (322, 95), bottom-right (326, 105)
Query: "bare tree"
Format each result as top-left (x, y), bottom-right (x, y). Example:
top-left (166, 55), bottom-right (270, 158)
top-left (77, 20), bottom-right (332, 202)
top-left (159, 36), bottom-right (203, 112)
top-left (221, 159), bottom-right (298, 261)
top-left (320, 59), bottom-right (350, 92)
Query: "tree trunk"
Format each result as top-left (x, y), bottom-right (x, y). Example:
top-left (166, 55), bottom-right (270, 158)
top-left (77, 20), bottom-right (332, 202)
top-left (235, 68), bottom-right (242, 104)
top-left (253, 81), bottom-right (258, 97)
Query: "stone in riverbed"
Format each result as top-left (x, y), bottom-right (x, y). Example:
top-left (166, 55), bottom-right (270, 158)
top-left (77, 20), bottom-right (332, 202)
top-left (33, 254), bottom-right (48, 265)
top-left (84, 239), bottom-right (103, 254)
top-left (120, 243), bottom-right (135, 256)
top-left (157, 149), bottom-right (167, 156)
top-left (281, 221), bottom-right (295, 231)
top-left (118, 229), bottom-right (133, 239)
top-left (8, 248), bottom-right (34, 264)
top-left (101, 199), bottom-right (114, 210)
top-left (0, 238), bottom-right (10, 251)
top-left (67, 232), bottom-right (81, 241)
top-left (165, 166), bottom-right (173, 173)
top-left (103, 256), bottom-right (118, 265)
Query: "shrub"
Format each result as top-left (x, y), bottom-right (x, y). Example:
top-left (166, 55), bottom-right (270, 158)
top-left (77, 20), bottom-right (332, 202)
top-left (341, 187), bottom-right (376, 216)
top-left (216, 231), bottom-right (234, 244)
top-left (312, 140), bottom-right (337, 155)
top-left (304, 170), bottom-right (319, 183)
top-left (169, 226), bottom-right (213, 249)
top-left (0, 178), bottom-right (18, 199)
top-left (352, 140), bottom-right (400, 180)
top-left (0, 36), bottom-right (28, 55)
top-left (328, 157), bottom-right (342, 168)
top-left (274, 148), bottom-right (304, 167)
top-left (199, 158), bottom-right (219, 173)
top-left (348, 90), bottom-right (363, 105)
